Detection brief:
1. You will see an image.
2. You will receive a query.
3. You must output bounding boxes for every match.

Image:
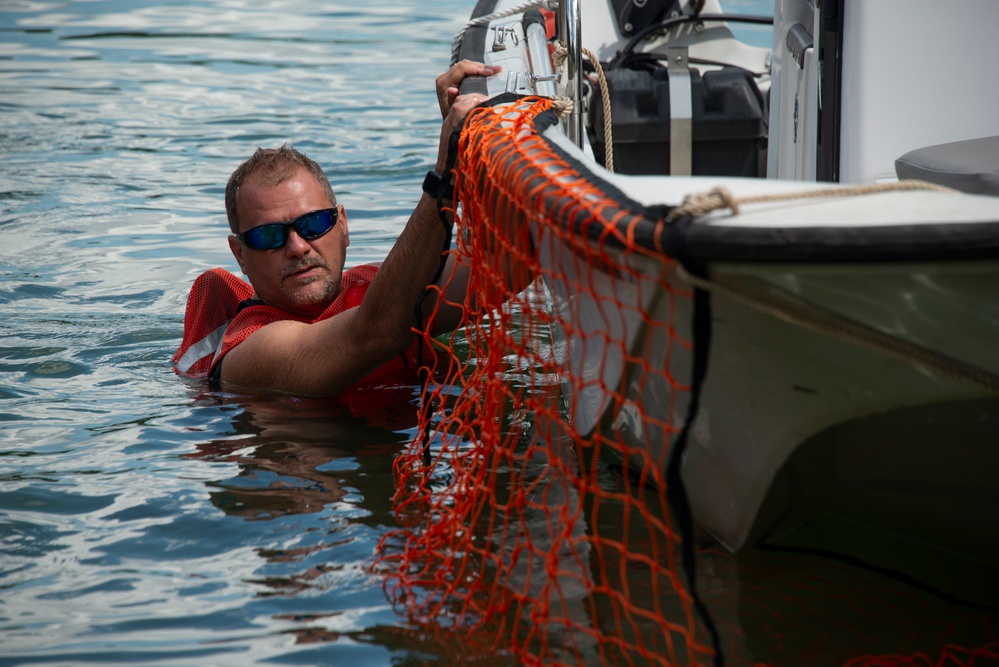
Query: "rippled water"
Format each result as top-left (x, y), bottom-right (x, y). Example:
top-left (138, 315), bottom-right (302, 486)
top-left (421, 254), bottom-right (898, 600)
top-left (1, 2), bottom-right (473, 664)
top-left (1, 1), bottom-right (996, 666)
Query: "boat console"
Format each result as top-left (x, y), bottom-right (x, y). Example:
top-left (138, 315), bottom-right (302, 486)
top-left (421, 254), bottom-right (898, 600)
top-left (585, 60), bottom-right (768, 177)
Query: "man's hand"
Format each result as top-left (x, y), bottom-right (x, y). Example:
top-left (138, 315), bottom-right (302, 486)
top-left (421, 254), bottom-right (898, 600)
top-left (436, 91), bottom-right (488, 173)
top-left (436, 60), bottom-right (502, 119)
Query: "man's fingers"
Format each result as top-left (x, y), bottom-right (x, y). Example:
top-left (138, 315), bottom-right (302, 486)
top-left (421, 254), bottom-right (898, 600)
top-left (450, 93), bottom-right (486, 116)
top-left (437, 60), bottom-right (501, 89)
top-left (436, 61), bottom-right (501, 117)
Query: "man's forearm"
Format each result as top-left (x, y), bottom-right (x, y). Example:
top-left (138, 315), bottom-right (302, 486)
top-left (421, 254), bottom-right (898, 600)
top-left (352, 193), bottom-right (449, 357)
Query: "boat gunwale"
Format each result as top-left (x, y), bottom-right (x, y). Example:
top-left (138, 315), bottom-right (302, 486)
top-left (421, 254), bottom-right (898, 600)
top-left (530, 105), bottom-right (999, 264)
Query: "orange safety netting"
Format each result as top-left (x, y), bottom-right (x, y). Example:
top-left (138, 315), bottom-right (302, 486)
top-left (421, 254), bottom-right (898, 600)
top-left (373, 94), bottom-right (711, 666)
top-left (374, 95), bottom-right (999, 666)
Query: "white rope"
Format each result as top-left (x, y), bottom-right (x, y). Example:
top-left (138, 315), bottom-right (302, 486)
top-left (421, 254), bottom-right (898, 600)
top-left (550, 43), bottom-right (612, 169)
top-left (666, 181), bottom-right (999, 391)
top-left (451, 0), bottom-right (552, 65)
top-left (666, 180), bottom-right (999, 392)
top-left (550, 96), bottom-right (574, 117)
top-left (582, 47), bottom-right (613, 173)
top-left (666, 181), bottom-right (957, 223)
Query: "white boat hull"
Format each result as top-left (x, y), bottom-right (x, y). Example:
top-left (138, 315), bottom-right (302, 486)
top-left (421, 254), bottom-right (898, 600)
top-left (456, 0), bottom-right (999, 605)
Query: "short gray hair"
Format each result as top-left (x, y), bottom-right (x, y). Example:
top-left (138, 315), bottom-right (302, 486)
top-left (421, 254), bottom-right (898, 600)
top-left (224, 144), bottom-right (336, 233)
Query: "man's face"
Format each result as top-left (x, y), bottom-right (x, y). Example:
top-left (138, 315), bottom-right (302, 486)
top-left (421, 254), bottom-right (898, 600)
top-left (228, 167), bottom-right (349, 318)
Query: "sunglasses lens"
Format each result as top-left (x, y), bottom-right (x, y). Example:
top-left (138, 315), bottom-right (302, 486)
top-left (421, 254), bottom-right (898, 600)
top-left (296, 209), bottom-right (337, 240)
top-left (242, 224), bottom-right (287, 250)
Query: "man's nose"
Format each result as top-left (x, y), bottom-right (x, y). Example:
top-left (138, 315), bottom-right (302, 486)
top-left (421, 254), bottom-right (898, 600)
top-left (284, 227), bottom-right (312, 256)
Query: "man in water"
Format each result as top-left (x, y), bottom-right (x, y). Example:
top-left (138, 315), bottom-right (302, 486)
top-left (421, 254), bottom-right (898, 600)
top-left (173, 61), bottom-right (501, 396)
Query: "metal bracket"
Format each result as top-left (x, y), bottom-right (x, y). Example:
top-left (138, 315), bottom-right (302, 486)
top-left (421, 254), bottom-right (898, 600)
top-left (667, 46), bottom-right (692, 176)
top-left (530, 73), bottom-right (560, 83)
top-left (505, 71), bottom-right (533, 95)
top-left (491, 25), bottom-right (518, 51)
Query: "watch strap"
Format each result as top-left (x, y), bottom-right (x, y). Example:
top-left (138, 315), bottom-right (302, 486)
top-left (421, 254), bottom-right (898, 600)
top-left (422, 170), bottom-right (454, 200)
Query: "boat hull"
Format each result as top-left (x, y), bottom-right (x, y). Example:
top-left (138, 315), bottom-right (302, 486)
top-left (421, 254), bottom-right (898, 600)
top-left (539, 220), bottom-right (999, 603)
top-left (456, 0), bottom-right (999, 606)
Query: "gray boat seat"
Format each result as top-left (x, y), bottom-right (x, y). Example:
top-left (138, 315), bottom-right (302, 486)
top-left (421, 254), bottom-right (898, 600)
top-left (895, 135), bottom-right (999, 196)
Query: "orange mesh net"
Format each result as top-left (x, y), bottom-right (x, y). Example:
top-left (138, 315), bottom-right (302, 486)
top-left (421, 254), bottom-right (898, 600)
top-left (375, 96), bottom-right (999, 666)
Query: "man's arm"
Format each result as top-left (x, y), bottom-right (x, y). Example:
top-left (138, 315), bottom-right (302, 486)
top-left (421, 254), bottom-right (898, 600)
top-left (424, 59), bottom-right (535, 336)
top-left (219, 63), bottom-right (497, 397)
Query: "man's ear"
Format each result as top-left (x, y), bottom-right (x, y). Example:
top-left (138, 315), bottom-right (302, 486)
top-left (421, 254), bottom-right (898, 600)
top-left (338, 203), bottom-right (349, 249)
top-left (228, 235), bottom-right (248, 275)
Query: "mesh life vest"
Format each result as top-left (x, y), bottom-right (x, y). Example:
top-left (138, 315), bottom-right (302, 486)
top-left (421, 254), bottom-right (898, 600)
top-left (172, 264), bottom-right (427, 392)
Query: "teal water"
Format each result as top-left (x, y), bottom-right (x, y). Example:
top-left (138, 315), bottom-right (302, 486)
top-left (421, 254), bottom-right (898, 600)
top-left (1, 2), bottom-right (467, 665)
top-left (1, 1), bottom-right (996, 666)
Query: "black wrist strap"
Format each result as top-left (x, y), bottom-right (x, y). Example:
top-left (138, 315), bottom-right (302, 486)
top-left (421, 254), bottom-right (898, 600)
top-left (422, 169), bottom-right (454, 200)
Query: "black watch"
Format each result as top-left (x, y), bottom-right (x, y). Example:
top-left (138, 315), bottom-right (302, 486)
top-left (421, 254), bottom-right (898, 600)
top-left (422, 169), bottom-right (454, 200)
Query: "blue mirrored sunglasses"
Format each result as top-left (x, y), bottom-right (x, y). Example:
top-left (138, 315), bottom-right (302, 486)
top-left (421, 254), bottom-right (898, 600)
top-left (236, 208), bottom-right (338, 250)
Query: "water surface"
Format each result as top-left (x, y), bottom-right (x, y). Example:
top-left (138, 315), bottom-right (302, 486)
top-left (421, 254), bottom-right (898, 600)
top-left (1, 2), bottom-right (466, 664)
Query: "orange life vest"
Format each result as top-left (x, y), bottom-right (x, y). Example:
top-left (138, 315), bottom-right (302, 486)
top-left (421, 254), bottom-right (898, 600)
top-left (173, 264), bottom-right (429, 392)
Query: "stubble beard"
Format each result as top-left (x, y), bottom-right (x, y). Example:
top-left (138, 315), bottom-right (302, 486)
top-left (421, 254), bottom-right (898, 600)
top-left (280, 259), bottom-right (339, 312)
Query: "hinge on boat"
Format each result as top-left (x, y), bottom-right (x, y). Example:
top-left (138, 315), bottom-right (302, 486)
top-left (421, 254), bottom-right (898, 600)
top-left (491, 25), bottom-right (518, 51)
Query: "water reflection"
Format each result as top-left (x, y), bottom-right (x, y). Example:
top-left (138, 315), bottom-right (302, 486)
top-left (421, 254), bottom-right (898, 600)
top-left (189, 387), bottom-right (419, 533)
top-left (176, 387), bottom-right (440, 654)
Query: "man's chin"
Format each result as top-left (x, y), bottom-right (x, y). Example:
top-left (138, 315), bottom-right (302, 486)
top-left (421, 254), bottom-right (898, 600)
top-left (281, 282), bottom-right (335, 316)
